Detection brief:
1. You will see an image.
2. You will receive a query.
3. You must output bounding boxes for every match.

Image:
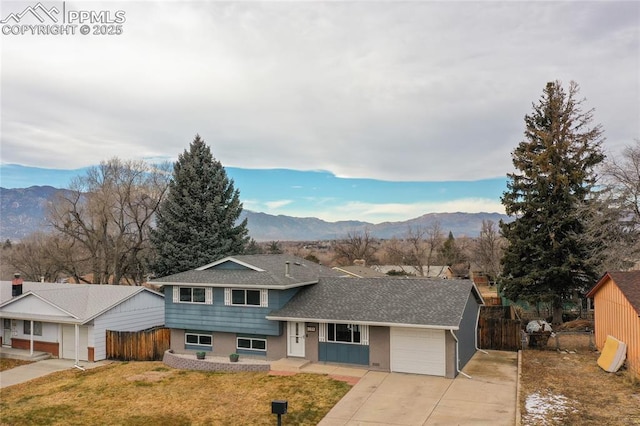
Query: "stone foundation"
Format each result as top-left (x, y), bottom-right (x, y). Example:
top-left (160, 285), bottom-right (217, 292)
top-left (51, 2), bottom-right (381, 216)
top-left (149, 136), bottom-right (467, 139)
top-left (162, 350), bottom-right (270, 372)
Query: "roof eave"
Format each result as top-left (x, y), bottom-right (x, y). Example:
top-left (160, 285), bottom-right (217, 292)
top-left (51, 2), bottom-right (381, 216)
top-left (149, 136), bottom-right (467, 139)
top-left (151, 280), bottom-right (318, 290)
top-left (264, 315), bottom-right (458, 330)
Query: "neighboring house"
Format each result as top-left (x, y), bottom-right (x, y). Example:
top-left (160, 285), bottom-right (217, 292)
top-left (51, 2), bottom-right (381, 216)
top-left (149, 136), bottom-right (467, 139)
top-left (0, 281), bottom-right (165, 362)
top-left (332, 265), bottom-right (387, 278)
top-left (371, 265), bottom-right (454, 279)
top-left (152, 254), bottom-right (483, 377)
top-left (586, 271), bottom-right (640, 378)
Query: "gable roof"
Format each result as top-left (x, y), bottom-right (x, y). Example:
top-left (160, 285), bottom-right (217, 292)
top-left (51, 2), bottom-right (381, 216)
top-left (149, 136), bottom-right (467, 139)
top-left (267, 277), bottom-right (483, 330)
top-left (587, 271), bottom-right (640, 315)
top-left (0, 281), bottom-right (164, 324)
top-left (151, 254), bottom-right (343, 289)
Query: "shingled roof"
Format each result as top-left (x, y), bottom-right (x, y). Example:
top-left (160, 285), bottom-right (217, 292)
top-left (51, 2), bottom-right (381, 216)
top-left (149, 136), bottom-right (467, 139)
top-left (267, 277), bottom-right (483, 329)
top-left (588, 271), bottom-right (640, 315)
top-left (151, 254), bottom-right (343, 289)
top-left (0, 281), bottom-right (163, 324)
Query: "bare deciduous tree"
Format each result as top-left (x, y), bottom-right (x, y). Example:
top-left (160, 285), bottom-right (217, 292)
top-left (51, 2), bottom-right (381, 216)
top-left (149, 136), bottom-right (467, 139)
top-left (472, 220), bottom-right (504, 281)
top-left (333, 228), bottom-right (378, 266)
top-left (47, 158), bottom-right (170, 285)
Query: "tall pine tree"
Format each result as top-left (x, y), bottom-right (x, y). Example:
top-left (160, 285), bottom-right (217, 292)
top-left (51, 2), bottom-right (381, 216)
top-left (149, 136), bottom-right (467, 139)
top-left (151, 135), bottom-right (249, 277)
top-left (499, 81), bottom-right (605, 324)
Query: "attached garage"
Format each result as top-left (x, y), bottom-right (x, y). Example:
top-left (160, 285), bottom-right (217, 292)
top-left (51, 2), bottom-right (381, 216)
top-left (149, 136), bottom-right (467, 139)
top-left (390, 327), bottom-right (445, 376)
top-left (62, 325), bottom-right (89, 361)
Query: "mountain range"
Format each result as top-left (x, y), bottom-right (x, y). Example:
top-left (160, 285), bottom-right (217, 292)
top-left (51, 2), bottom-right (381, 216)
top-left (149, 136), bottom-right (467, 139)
top-left (0, 186), bottom-right (511, 242)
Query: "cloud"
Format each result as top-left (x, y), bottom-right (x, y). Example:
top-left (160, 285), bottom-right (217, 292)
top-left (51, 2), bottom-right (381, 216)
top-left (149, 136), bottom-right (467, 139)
top-left (264, 200), bottom-right (294, 209)
top-left (266, 198), bottom-right (505, 224)
top-left (1, 1), bottom-right (637, 183)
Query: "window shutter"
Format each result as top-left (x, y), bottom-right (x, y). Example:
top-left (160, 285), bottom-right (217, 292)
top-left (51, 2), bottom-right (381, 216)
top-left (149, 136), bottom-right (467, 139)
top-left (224, 288), bottom-right (231, 306)
top-left (205, 288), bottom-right (213, 305)
top-left (173, 287), bottom-right (179, 303)
top-left (361, 325), bottom-right (369, 345)
top-left (319, 323), bottom-right (326, 342)
top-left (260, 289), bottom-right (268, 307)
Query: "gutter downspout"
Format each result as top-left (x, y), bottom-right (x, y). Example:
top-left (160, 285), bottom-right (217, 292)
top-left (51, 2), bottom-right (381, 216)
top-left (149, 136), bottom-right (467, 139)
top-left (450, 330), bottom-right (472, 379)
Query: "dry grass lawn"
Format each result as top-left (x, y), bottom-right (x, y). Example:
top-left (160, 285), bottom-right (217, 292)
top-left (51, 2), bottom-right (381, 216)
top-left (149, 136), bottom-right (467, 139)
top-left (0, 361), bottom-right (352, 425)
top-left (0, 358), bottom-right (33, 372)
top-left (520, 334), bottom-right (640, 425)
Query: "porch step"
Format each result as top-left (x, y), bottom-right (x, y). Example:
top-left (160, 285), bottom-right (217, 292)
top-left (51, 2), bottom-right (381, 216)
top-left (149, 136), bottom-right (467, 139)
top-left (270, 357), bottom-right (311, 372)
top-left (0, 347), bottom-right (52, 362)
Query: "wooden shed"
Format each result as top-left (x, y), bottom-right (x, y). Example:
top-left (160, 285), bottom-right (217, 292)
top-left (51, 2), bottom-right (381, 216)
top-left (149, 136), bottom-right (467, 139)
top-left (586, 271), bottom-right (640, 378)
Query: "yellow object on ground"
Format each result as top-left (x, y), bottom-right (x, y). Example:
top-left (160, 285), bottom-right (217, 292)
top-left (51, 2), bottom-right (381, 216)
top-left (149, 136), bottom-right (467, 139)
top-left (597, 335), bottom-right (627, 373)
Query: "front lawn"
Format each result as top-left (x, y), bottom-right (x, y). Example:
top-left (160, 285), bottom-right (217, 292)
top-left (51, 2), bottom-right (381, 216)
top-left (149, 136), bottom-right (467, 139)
top-left (0, 361), bottom-right (352, 425)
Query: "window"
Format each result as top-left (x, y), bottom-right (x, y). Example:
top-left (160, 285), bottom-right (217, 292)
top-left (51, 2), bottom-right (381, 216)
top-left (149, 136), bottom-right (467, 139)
top-left (231, 289), bottom-right (261, 306)
top-left (173, 286), bottom-right (212, 304)
top-left (237, 337), bottom-right (267, 352)
top-left (328, 323), bottom-right (361, 344)
top-left (23, 321), bottom-right (42, 336)
top-left (185, 332), bottom-right (212, 348)
top-left (180, 287), bottom-right (206, 303)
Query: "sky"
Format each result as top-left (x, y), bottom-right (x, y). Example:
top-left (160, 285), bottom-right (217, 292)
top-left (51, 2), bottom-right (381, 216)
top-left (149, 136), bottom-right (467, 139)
top-left (1, 1), bottom-right (638, 222)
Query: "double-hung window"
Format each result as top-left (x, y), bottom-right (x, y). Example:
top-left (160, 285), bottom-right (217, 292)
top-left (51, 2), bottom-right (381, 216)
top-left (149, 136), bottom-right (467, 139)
top-left (173, 287), bottom-right (212, 304)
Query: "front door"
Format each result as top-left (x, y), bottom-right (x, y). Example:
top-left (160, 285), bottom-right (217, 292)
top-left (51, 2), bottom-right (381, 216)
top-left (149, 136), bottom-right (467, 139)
top-left (2, 319), bottom-right (12, 347)
top-left (287, 322), bottom-right (305, 357)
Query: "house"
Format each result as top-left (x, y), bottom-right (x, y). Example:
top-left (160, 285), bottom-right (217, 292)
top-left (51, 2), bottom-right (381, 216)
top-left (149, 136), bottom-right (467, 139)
top-left (371, 265), bottom-right (454, 279)
top-left (0, 281), bottom-right (165, 363)
top-left (586, 271), bottom-right (640, 378)
top-left (332, 265), bottom-right (387, 278)
top-left (152, 254), bottom-right (483, 377)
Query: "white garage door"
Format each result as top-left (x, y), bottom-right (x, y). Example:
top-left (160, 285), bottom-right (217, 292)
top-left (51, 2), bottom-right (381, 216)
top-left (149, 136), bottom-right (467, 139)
top-left (62, 325), bottom-right (89, 361)
top-left (390, 327), bottom-right (445, 376)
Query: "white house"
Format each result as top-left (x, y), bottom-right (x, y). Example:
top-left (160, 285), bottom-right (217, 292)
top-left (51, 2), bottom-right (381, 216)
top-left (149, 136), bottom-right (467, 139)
top-left (0, 281), bottom-right (165, 363)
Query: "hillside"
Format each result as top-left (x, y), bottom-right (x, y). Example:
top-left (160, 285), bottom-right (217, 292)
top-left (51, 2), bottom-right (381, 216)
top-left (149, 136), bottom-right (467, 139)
top-left (0, 186), bottom-right (511, 242)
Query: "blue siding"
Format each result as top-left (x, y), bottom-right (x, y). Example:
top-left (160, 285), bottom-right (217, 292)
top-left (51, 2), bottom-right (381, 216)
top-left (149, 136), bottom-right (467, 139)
top-left (318, 342), bottom-right (369, 365)
top-left (165, 286), bottom-right (300, 336)
top-left (457, 292), bottom-right (481, 368)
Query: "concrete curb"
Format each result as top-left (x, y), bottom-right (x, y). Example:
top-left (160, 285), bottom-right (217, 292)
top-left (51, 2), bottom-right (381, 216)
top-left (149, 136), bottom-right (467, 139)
top-left (515, 349), bottom-right (522, 426)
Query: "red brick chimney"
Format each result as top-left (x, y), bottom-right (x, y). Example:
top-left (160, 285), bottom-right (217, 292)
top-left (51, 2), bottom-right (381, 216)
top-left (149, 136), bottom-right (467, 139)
top-left (12, 273), bottom-right (23, 297)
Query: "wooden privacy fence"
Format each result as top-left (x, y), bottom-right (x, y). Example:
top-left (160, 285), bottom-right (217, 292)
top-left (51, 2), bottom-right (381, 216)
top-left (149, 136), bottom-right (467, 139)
top-left (478, 306), bottom-right (522, 351)
top-left (106, 327), bottom-right (170, 361)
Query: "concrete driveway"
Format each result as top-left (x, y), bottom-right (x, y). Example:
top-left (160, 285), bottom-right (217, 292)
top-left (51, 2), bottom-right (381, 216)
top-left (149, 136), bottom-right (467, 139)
top-left (319, 350), bottom-right (518, 426)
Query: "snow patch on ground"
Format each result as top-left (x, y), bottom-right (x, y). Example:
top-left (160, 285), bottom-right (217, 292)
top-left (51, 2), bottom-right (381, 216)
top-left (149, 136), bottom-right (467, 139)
top-left (523, 391), bottom-right (577, 425)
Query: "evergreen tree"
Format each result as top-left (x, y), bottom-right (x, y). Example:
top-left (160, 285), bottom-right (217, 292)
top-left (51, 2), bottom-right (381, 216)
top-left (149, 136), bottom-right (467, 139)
top-left (499, 81), bottom-right (605, 324)
top-left (151, 135), bottom-right (249, 277)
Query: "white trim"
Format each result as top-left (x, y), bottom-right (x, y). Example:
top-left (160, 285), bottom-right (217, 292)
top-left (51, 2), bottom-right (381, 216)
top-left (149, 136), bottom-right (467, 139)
top-left (185, 332), bottom-right (213, 348)
top-left (152, 281), bottom-right (319, 290)
top-left (264, 316), bottom-right (459, 331)
top-left (195, 257), bottom-right (266, 272)
top-left (174, 286), bottom-right (210, 304)
top-left (361, 324), bottom-right (369, 345)
top-left (224, 288), bottom-right (231, 306)
top-left (260, 289), bottom-right (268, 307)
top-left (319, 323), bottom-right (326, 342)
top-left (173, 287), bottom-right (179, 303)
top-left (326, 323), bottom-right (367, 345)
top-left (236, 336), bottom-right (267, 352)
